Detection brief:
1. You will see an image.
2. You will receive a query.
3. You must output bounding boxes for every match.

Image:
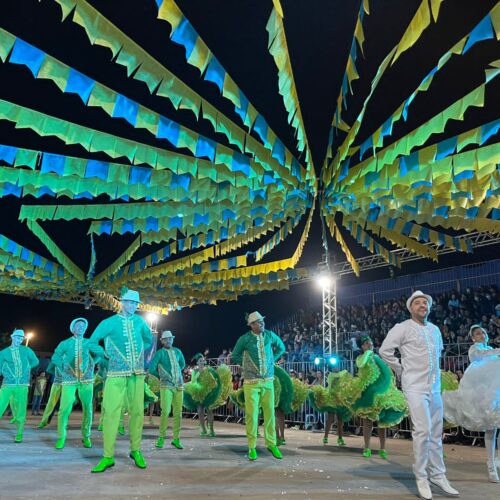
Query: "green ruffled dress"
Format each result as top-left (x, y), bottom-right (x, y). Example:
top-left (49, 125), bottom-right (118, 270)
top-left (308, 372), bottom-right (352, 421)
top-left (184, 365), bottom-right (232, 411)
top-left (339, 350), bottom-right (408, 427)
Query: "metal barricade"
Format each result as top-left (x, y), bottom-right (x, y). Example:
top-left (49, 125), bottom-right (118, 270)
top-left (461, 428), bottom-right (484, 446)
top-left (182, 352), bottom-right (483, 448)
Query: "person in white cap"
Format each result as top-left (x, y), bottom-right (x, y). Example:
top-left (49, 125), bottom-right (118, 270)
top-left (88, 288), bottom-right (153, 473)
top-left (51, 318), bottom-right (105, 450)
top-left (0, 329), bottom-right (39, 442)
top-left (380, 291), bottom-right (459, 499)
top-left (149, 330), bottom-right (185, 450)
top-left (231, 311), bottom-right (285, 461)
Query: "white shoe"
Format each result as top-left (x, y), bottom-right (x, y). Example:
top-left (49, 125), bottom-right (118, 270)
top-left (488, 467), bottom-right (499, 483)
top-left (416, 479), bottom-right (432, 500)
top-left (429, 476), bottom-right (459, 496)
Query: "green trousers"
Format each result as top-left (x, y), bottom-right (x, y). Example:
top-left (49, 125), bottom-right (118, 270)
top-left (102, 375), bottom-right (144, 458)
top-left (58, 383), bottom-right (93, 440)
top-left (0, 386), bottom-right (28, 435)
top-left (99, 406), bottom-right (125, 428)
top-left (40, 383), bottom-right (62, 424)
top-left (243, 379), bottom-right (276, 448)
top-left (159, 387), bottom-right (183, 440)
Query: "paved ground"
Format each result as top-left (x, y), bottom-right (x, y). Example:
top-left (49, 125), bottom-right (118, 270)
top-left (0, 414), bottom-right (498, 499)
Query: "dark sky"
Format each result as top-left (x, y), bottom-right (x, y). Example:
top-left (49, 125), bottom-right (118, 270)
top-left (0, 0), bottom-right (498, 356)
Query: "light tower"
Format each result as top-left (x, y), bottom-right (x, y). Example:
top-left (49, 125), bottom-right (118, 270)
top-left (318, 213), bottom-right (339, 385)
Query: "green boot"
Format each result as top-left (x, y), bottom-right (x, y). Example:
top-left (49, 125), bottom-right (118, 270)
top-left (171, 439), bottom-right (184, 450)
top-left (129, 450), bottom-right (147, 469)
top-left (209, 429), bottom-right (216, 438)
top-left (14, 433), bottom-right (23, 443)
top-left (82, 438), bottom-right (92, 448)
top-left (362, 448), bottom-right (372, 458)
top-left (248, 448), bottom-right (258, 461)
top-left (10, 418), bottom-right (16, 425)
top-left (118, 425), bottom-right (126, 436)
top-left (277, 438), bottom-right (286, 446)
top-left (322, 437), bottom-right (328, 444)
top-left (156, 437), bottom-right (164, 449)
top-left (55, 438), bottom-right (65, 449)
top-left (267, 445), bottom-right (283, 459)
top-left (38, 421), bottom-right (47, 429)
top-left (97, 424), bottom-right (103, 431)
top-left (200, 429), bottom-right (208, 437)
top-left (91, 457), bottom-right (115, 473)
top-left (337, 437), bottom-right (346, 446)
top-left (378, 449), bottom-right (388, 459)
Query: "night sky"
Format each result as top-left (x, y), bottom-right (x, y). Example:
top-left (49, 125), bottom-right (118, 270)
top-left (0, 0), bottom-right (498, 357)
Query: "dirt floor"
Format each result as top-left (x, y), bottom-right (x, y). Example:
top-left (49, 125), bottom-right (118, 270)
top-left (0, 414), bottom-right (498, 499)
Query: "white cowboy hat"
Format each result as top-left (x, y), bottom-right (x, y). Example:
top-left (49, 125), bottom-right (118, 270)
top-left (70, 317), bottom-right (88, 333)
top-left (161, 330), bottom-right (175, 340)
top-left (11, 329), bottom-right (25, 338)
top-left (121, 289), bottom-right (142, 303)
top-left (406, 290), bottom-right (433, 312)
top-left (247, 311), bottom-right (265, 325)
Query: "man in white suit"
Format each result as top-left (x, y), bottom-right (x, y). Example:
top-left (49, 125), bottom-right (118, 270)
top-left (380, 291), bottom-right (459, 500)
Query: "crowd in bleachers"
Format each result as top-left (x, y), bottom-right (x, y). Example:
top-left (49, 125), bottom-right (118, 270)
top-left (271, 284), bottom-right (500, 363)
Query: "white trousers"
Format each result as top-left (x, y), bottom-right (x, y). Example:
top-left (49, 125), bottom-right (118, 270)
top-left (405, 390), bottom-right (446, 480)
top-left (485, 428), bottom-right (499, 470)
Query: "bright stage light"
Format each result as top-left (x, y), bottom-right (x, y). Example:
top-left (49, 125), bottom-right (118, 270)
top-left (147, 312), bottom-right (158, 322)
top-left (328, 356), bottom-right (338, 366)
top-left (314, 357), bottom-right (321, 366)
top-left (317, 274), bottom-right (333, 289)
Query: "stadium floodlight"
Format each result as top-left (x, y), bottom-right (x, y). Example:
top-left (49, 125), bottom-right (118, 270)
top-left (147, 312), bottom-right (158, 322)
top-left (328, 356), bottom-right (338, 366)
top-left (314, 357), bottom-right (321, 366)
top-left (317, 274), bottom-right (331, 289)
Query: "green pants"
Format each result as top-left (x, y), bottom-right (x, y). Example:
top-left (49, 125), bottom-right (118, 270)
top-left (40, 383), bottom-right (62, 424)
top-left (244, 380), bottom-right (276, 448)
top-left (58, 383), bottom-right (93, 440)
top-left (159, 387), bottom-right (183, 440)
top-left (102, 375), bottom-right (144, 458)
top-left (99, 406), bottom-right (125, 428)
top-left (0, 386), bottom-right (28, 435)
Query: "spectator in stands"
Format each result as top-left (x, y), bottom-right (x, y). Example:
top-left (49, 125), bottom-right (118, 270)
top-left (448, 294), bottom-right (460, 310)
top-left (310, 371), bottom-right (323, 386)
top-left (217, 349), bottom-right (228, 365)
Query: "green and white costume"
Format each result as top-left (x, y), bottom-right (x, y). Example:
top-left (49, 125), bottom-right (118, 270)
top-left (52, 336), bottom-right (105, 445)
top-left (232, 329), bottom-right (285, 449)
top-left (0, 345), bottom-right (39, 440)
top-left (89, 313), bottom-right (152, 459)
top-left (149, 346), bottom-right (185, 441)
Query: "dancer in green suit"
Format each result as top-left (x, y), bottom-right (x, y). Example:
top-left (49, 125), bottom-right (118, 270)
top-left (0, 329), bottom-right (39, 442)
top-left (38, 362), bottom-right (63, 428)
top-left (52, 318), bottom-right (105, 449)
top-left (149, 330), bottom-right (185, 450)
top-left (88, 288), bottom-right (153, 473)
top-left (231, 311), bottom-right (285, 461)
